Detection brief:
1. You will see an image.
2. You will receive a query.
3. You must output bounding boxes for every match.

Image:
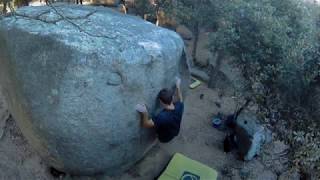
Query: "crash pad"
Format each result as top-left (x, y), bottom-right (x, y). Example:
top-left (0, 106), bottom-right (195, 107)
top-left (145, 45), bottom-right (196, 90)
top-left (158, 153), bottom-right (218, 180)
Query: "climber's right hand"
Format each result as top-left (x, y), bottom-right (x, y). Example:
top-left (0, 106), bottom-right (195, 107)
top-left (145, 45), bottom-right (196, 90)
top-left (135, 104), bottom-right (147, 113)
top-left (175, 77), bottom-right (181, 89)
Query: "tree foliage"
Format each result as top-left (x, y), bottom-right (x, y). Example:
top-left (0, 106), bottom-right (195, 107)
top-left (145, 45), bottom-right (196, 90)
top-left (210, 0), bottom-right (320, 105)
top-left (209, 0), bottom-right (320, 174)
top-left (134, 0), bottom-right (154, 17)
top-left (148, 0), bottom-right (319, 175)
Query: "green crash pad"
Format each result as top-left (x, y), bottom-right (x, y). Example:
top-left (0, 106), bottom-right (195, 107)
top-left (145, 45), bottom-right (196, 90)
top-left (158, 153), bottom-right (218, 180)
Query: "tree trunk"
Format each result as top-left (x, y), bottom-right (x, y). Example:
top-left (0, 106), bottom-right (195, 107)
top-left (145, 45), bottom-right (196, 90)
top-left (191, 22), bottom-right (199, 63)
top-left (15, 0), bottom-right (29, 8)
top-left (3, 2), bottom-right (7, 14)
top-left (208, 52), bottom-right (223, 89)
top-left (23, 0), bottom-right (29, 6)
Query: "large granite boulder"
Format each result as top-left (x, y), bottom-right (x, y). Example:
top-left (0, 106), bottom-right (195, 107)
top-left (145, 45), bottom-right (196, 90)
top-left (0, 4), bottom-right (190, 175)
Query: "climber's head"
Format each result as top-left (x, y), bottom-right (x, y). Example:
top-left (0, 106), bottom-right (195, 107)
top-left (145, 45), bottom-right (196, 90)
top-left (158, 88), bottom-right (173, 106)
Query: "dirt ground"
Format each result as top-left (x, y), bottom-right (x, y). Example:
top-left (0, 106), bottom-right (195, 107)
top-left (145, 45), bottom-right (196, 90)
top-left (0, 84), bottom-right (284, 180)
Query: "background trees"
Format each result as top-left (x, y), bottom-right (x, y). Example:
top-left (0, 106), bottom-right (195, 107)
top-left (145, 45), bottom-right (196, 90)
top-left (165, 0), bottom-right (320, 175)
top-left (1, 0), bottom-right (31, 14)
top-left (210, 0), bottom-right (319, 104)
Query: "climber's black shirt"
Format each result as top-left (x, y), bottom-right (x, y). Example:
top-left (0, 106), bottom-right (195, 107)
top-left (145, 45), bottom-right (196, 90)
top-left (153, 102), bottom-right (184, 143)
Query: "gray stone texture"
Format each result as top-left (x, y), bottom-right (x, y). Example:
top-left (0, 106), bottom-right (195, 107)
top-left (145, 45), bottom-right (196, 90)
top-left (195, 31), bottom-right (212, 67)
top-left (176, 25), bottom-right (193, 40)
top-left (0, 4), bottom-right (189, 175)
top-left (263, 140), bottom-right (289, 174)
top-left (0, 86), bottom-right (9, 139)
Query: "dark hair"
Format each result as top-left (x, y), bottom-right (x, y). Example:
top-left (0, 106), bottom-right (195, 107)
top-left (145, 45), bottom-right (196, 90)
top-left (158, 88), bottom-right (173, 105)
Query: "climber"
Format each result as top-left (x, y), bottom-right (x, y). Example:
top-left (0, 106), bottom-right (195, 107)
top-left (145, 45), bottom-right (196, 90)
top-left (136, 77), bottom-right (184, 143)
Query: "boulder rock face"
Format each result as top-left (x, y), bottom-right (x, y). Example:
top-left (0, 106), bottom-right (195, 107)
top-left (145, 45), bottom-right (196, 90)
top-left (0, 4), bottom-right (189, 175)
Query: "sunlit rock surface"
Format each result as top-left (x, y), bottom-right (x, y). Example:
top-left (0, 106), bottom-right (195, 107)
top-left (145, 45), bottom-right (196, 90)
top-left (0, 4), bottom-right (189, 175)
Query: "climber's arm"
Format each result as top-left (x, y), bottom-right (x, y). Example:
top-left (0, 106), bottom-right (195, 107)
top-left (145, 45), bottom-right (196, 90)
top-left (140, 112), bottom-right (155, 128)
top-left (175, 77), bottom-right (183, 103)
top-left (136, 104), bottom-right (155, 128)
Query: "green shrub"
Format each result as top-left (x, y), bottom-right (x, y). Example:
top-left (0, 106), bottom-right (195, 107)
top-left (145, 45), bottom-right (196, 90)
top-left (210, 0), bottom-right (319, 105)
top-left (208, 0), bottom-right (320, 175)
